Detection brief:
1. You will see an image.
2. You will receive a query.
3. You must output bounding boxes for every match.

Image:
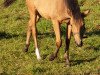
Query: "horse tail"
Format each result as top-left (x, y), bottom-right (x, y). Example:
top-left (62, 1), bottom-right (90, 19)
top-left (4, 0), bottom-right (16, 7)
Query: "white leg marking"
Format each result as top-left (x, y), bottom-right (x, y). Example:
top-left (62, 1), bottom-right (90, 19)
top-left (35, 48), bottom-right (41, 60)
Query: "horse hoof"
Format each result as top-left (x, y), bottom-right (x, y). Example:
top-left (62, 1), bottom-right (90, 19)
top-left (23, 45), bottom-right (29, 52)
top-left (24, 48), bottom-right (28, 52)
top-left (23, 44), bottom-right (29, 52)
top-left (49, 53), bottom-right (56, 61)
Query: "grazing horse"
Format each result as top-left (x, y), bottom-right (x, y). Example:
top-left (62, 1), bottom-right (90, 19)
top-left (4, 0), bottom-right (89, 66)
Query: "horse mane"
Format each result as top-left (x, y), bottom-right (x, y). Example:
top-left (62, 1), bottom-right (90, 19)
top-left (66, 0), bottom-right (81, 19)
top-left (3, 0), bottom-right (16, 7)
top-left (68, 0), bottom-right (81, 19)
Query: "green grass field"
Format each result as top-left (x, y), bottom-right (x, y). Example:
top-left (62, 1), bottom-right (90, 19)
top-left (0, 0), bottom-right (100, 75)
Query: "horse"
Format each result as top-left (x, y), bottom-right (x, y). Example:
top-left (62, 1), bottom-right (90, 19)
top-left (4, 0), bottom-right (89, 66)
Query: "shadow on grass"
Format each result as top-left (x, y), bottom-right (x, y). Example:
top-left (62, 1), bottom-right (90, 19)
top-left (70, 55), bottom-right (100, 66)
top-left (36, 28), bottom-right (100, 39)
top-left (38, 32), bottom-right (55, 39)
top-left (60, 25), bottom-right (100, 37)
top-left (0, 31), bottom-right (57, 40)
top-left (85, 45), bottom-right (100, 51)
top-left (37, 26), bottom-right (66, 39)
top-left (0, 31), bottom-right (19, 40)
top-left (0, 72), bottom-right (8, 75)
top-left (86, 30), bottom-right (100, 36)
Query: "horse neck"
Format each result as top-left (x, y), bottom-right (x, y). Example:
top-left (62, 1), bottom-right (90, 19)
top-left (65, 0), bottom-right (83, 25)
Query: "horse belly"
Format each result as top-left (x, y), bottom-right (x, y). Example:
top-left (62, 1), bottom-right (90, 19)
top-left (34, 0), bottom-right (70, 21)
top-left (34, 0), bottom-right (53, 19)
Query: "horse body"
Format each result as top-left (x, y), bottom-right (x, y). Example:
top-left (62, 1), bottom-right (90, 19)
top-left (27, 0), bottom-right (71, 22)
top-left (25, 0), bottom-right (86, 66)
top-left (4, 0), bottom-right (89, 66)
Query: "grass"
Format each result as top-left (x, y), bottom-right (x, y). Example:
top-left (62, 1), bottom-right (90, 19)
top-left (0, 0), bottom-right (100, 75)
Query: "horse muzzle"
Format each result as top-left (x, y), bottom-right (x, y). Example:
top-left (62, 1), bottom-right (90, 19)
top-left (75, 41), bottom-right (83, 47)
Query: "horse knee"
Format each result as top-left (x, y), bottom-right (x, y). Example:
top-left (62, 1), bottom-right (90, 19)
top-left (56, 40), bottom-right (62, 48)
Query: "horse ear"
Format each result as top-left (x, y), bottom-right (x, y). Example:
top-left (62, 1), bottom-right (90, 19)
top-left (81, 10), bottom-right (90, 17)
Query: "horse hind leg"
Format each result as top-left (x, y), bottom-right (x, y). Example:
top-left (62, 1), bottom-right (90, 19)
top-left (24, 15), bottom-right (40, 52)
top-left (24, 0), bottom-right (35, 52)
top-left (31, 14), bottom-right (41, 60)
top-left (24, 20), bottom-right (32, 52)
top-left (25, 1), bottom-right (41, 60)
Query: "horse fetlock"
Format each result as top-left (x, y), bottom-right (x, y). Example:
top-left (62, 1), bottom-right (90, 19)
top-left (64, 53), bottom-right (68, 58)
top-left (56, 40), bottom-right (62, 48)
top-left (64, 53), bottom-right (70, 67)
top-left (64, 53), bottom-right (69, 60)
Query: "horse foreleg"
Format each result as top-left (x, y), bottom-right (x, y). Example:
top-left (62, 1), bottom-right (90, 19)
top-left (64, 24), bottom-right (72, 66)
top-left (49, 20), bottom-right (62, 61)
